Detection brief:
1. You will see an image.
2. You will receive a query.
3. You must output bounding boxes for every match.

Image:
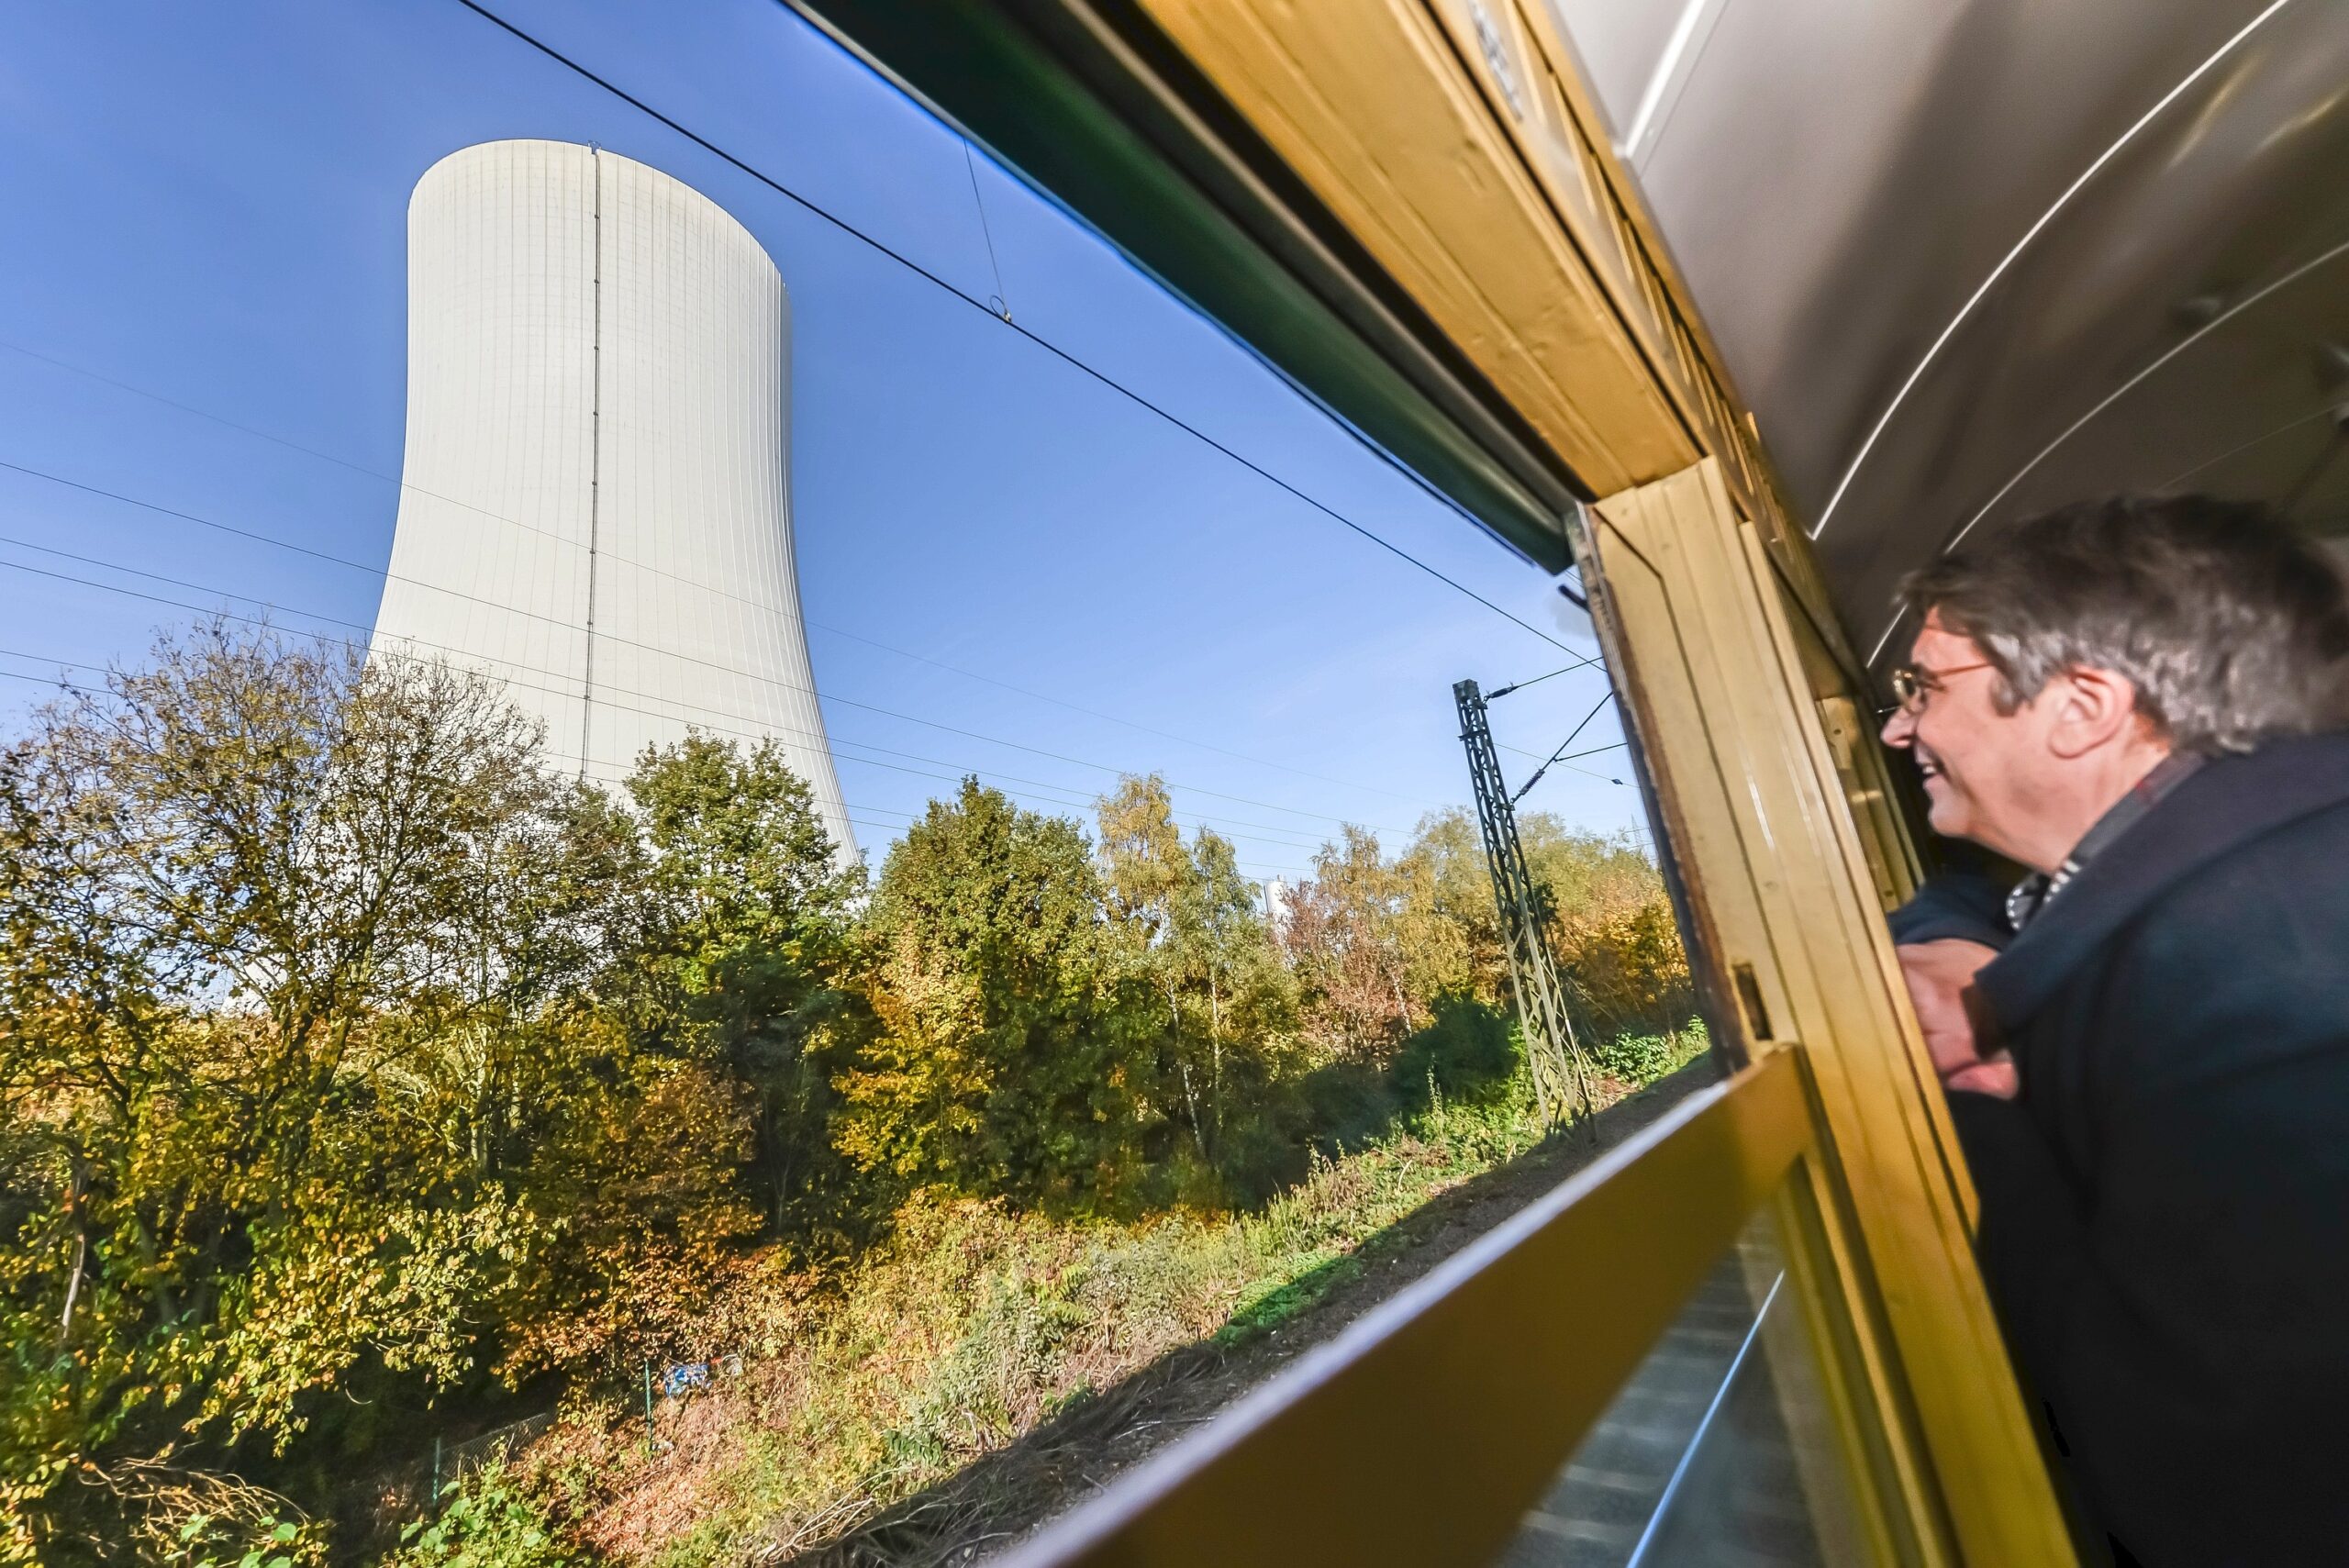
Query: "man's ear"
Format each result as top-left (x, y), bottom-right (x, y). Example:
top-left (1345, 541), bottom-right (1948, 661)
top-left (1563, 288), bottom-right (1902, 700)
top-left (2044, 666), bottom-right (2140, 759)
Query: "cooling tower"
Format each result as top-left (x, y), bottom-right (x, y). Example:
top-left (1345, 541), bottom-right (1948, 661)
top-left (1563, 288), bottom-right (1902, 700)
top-left (372, 139), bottom-right (855, 862)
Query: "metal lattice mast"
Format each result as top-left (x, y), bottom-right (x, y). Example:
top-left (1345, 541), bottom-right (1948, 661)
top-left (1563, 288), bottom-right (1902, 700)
top-left (1454, 679), bottom-right (1597, 1129)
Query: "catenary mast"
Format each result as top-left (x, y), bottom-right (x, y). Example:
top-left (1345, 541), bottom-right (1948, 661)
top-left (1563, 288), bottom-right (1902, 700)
top-left (1454, 678), bottom-right (1596, 1129)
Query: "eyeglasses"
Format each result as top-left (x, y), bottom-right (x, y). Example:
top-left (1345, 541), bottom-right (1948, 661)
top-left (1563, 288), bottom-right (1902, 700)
top-left (1882, 660), bottom-right (1993, 717)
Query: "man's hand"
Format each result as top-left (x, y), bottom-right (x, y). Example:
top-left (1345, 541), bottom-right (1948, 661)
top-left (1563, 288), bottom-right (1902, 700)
top-left (1897, 939), bottom-right (2019, 1099)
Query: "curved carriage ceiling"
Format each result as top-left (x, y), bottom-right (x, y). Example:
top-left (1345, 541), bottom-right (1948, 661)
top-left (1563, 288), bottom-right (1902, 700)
top-left (1550, 0), bottom-right (2349, 660)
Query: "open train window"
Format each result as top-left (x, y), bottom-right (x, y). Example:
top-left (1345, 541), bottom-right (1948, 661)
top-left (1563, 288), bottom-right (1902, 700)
top-left (0, 6), bottom-right (1718, 1562)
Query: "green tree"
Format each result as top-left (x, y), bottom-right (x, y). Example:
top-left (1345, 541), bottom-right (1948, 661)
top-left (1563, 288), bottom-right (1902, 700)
top-left (0, 626), bottom-right (592, 1550)
top-left (1519, 815), bottom-right (1692, 1040)
top-left (1388, 808), bottom-right (1694, 1049)
top-left (617, 735), bottom-right (863, 1247)
top-left (1094, 778), bottom-right (1296, 1164)
top-left (1095, 775), bottom-right (1196, 1151)
top-left (836, 780), bottom-right (1160, 1207)
top-left (1391, 810), bottom-right (1497, 1006)
top-left (0, 626), bottom-right (769, 1553)
top-left (1174, 829), bottom-right (1296, 1135)
top-left (1095, 773), bottom-right (1191, 943)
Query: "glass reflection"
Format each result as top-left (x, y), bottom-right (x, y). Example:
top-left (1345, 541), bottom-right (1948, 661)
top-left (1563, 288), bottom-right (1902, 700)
top-left (1500, 1206), bottom-right (1864, 1566)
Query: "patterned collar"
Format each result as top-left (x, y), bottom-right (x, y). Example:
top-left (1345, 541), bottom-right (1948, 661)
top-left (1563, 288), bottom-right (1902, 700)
top-left (2006, 750), bottom-right (2209, 933)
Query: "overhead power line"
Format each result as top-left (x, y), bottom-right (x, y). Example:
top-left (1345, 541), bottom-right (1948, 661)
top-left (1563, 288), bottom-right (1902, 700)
top-left (0, 0), bottom-right (1587, 844)
top-left (445, 0), bottom-right (1579, 656)
top-left (1486, 658), bottom-right (1600, 698)
top-left (0, 546), bottom-right (1402, 853)
top-left (0, 534), bottom-right (1421, 838)
top-left (543, 747), bottom-right (1315, 873)
top-left (0, 614), bottom-right (1331, 862)
top-left (0, 657), bottom-right (1319, 879)
top-left (0, 432), bottom-right (1440, 812)
top-left (1503, 738), bottom-right (1623, 764)
top-left (1511, 691), bottom-right (1618, 804)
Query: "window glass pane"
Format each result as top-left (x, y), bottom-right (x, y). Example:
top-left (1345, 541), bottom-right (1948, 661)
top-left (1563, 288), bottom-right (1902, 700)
top-left (1, 6), bottom-right (1720, 1562)
top-left (1501, 1202), bottom-right (1867, 1567)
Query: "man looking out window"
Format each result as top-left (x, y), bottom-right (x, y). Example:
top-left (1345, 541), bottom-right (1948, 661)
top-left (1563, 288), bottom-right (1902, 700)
top-left (1880, 495), bottom-right (2349, 1567)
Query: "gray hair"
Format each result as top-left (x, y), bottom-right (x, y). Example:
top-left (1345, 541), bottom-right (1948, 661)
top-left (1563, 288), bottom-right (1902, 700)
top-left (1896, 495), bottom-right (2349, 753)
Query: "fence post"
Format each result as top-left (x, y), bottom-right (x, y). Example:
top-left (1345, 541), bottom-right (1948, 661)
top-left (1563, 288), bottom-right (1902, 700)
top-left (643, 1359), bottom-right (655, 1461)
top-left (429, 1433), bottom-right (442, 1518)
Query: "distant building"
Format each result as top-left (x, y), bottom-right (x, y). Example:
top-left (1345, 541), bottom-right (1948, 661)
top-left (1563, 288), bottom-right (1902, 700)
top-left (371, 139), bottom-right (854, 861)
top-left (1262, 876), bottom-right (1292, 940)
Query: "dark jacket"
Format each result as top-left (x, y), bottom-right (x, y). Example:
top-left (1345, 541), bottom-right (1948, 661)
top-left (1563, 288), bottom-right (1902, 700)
top-left (1944, 733), bottom-right (2349, 1566)
top-left (1887, 865), bottom-right (2013, 950)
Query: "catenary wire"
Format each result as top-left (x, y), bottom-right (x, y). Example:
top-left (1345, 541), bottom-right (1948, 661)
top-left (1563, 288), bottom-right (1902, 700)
top-left (1486, 660), bottom-right (1598, 698)
top-left (0, 550), bottom-right (1381, 855)
top-left (0, 660), bottom-right (1319, 877)
top-left (0, 614), bottom-right (1333, 860)
top-left (0, 3), bottom-right (1626, 823)
top-left (0, 517), bottom-right (1350, 840)
top-left (1503, 739), bottom-right (1623, 765)
top-left (0, 563), bottom-right (1287, 854)
top-left (1511, 691), bottom-right (1618, 803)
top-left (0, 437), bottom-right (1443, 811)
top-left (561, 762), bottom-right (1313, 875)
top-left (0, 461), bottom-right (1613, 814)
top-left (963, 139), bottom-right (1012, 320)
top-left (0, 539), bottom-right (1424, 838)
top-left (447, 0), bottom-right (1582, 657)
top-left (6, 622), bottom-right (1642, 862)
top-left (0, 512), bottom-right (1603, 833)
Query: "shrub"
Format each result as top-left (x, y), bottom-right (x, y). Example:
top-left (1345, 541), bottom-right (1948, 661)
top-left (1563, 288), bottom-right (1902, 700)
top-left (1205, 1101), bottom-right (1313, 1209)
top-left (1589, 1018), bottom-right (1709, 1084)
top-left (1295, 1060), bottom-right (1396, 1154)
top-left (388, 1464), bottom-right (579, 1568)
top-left (1390, 995), bottom-right (1518, 1108)
top-left (162, 1512), bottom-right (323, 1568)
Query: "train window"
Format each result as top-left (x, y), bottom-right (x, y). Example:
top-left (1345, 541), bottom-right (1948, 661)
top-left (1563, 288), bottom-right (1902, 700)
top-left (0, 6), bottom-right (1716, 1562)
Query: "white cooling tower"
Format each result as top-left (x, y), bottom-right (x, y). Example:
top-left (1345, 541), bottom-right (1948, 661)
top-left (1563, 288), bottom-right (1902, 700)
top-left (372, 139), bottom-right (855, 862)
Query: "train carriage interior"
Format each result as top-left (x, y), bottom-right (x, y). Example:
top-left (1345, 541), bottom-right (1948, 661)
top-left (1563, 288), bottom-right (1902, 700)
top-left (1561, 0), bottom-right (2349, 651)
top-left (13, 1), bottom-right (2346, 1562)
top-left (791, 2), bottom-right (2349, 1564)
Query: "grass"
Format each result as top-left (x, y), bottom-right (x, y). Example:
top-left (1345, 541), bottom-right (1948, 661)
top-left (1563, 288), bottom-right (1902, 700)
top-left (470, 1029), bottom-right (1709, 1566)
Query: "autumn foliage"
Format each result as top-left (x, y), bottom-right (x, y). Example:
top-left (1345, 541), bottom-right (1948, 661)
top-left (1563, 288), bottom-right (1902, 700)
top-left (0, 624), bottom-right (1690, 1561)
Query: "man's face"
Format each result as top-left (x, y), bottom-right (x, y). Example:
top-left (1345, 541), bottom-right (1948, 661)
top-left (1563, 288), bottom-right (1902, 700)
top-left (1879, 613), bottom-right (2056, 857)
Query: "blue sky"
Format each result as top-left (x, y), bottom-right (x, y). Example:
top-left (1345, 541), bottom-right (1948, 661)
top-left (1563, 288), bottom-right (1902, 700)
top-left (0, 0), bottom-right (1641, 879)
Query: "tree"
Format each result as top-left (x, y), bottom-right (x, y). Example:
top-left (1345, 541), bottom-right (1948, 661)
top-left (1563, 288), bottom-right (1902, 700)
top-left (617, 735), bottom-right (863, 1246)
top-left (1384, 808), bottom-right (1694, 1048)
top-left (1168, 828), bottom-right (1295, 1150)
top-left (0, 613), bottom-right (1703, 1559)
top-left (1519, 816), bottom-right (1692, 1040)
top-left (1095, 773), bottom-right (1190, 943)
top-left (0, 626), bottom-right (595, 1547)
top-left (1275, 827), bottom-right (1418, 1062)
top-left (1391, 810), bottom-right (1498, 1006)
top-left (1094, 778), bottom-right (1296, 1163)
top-left (0, 625), bottom-right (769, 1553)
top-left (836, 781), bottom-right (1161, 1207)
